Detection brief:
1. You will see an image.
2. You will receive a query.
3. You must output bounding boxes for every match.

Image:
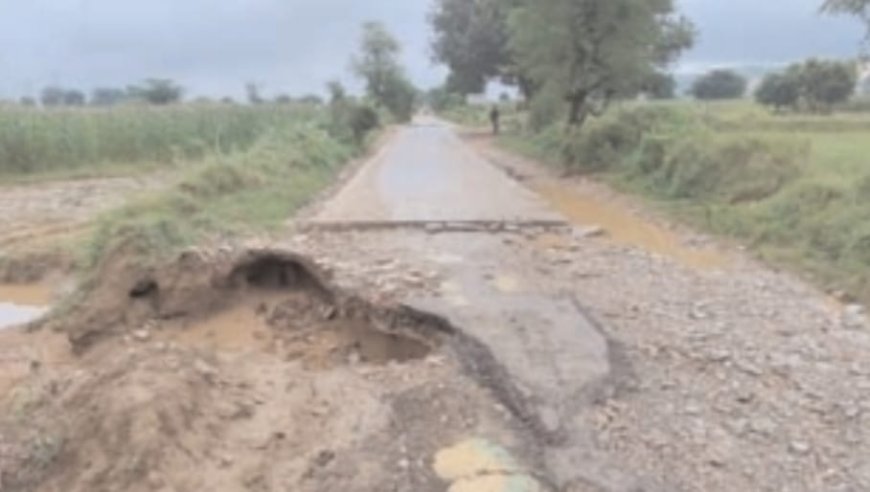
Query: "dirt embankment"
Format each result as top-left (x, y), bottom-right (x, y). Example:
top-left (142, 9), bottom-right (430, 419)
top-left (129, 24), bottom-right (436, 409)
top-left (0, 246), bottom-right (548, 492)
top-left (0, 175), bottom-right (167, 282)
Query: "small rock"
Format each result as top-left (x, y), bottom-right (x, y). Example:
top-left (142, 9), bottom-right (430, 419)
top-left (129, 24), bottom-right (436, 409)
top-left (789, 441), bottom-right (812, 456)
top-left (707, 349), bottom-right (732, 363)
top-left (684, 402), bottom-right (702, 416)
top-left (538, 406), bottom-right (561, 433)
top-left (315, 450), bottom-right (335, 468)
top-left (397, 458), bottom-right (410, 470)
top-left (194, 359), bottom-right (218, 381)
top-left (219, 455), bottom-right (234, 469)
top-left (842, 304), bottom-right (868, 330)
top-left (132, 329), bottom-right (151, 342)
top-left (573, 225), bottom-right (606, 239)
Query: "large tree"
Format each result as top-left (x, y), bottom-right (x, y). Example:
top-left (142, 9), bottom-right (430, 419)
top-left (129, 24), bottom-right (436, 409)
top-left (128, 79), bottom-right (183, 105)
top-left (690, 69), bottom-right (747, 100)
top-left (508, 0), bottom-right (694, 126)
top-left (430, 0), bottom-right (515, 95)
top-left (755, 71), bottom-right (802, 111)
top-left (91, 88), bottom-right (127, 106)
top-left (823, 0), bottom-right (870, 29)
top-left (352, 22), bottom-right (417, 121)
top-left (797, 58), bottom-right (857, 111)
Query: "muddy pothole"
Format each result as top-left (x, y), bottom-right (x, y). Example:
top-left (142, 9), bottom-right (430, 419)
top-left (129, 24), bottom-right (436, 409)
top-left (62, 248), bottom-right (443, 367)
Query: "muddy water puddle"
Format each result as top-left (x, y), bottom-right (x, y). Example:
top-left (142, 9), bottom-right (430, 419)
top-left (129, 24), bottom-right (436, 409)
top-left (0, 284), bottom-right (52, 330)
top-left (163, 290), bottom-right (432, 368)
top-left (531, 180), bottom-right (728, 270)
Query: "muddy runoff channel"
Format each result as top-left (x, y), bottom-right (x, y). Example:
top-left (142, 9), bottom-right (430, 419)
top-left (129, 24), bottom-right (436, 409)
top-left (0, 247), bottom-right (559, 491)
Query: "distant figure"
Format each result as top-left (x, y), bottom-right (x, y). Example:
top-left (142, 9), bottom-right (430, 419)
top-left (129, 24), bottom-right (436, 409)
top-left (489, 106), bottom-right (500, 136)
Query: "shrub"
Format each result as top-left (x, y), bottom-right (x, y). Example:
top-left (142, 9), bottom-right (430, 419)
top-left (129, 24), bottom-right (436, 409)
top-left (691, 70), bottom-right (747, 100)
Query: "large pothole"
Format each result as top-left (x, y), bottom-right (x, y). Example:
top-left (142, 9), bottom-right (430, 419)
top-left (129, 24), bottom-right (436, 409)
top-left (54, 248), bottom-right (444, 367)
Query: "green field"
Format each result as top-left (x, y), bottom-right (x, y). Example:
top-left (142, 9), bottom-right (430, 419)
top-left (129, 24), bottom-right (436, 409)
top-left (0, 102), bottom-right (374, 277)
top-left (471, 101), bottom-right (870, 301)
top-left (0, 103), bottom-right (321, 178)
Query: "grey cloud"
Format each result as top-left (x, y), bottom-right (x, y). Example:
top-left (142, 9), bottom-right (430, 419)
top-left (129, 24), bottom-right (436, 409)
top-left (0, 0), bottom-right (864, 99)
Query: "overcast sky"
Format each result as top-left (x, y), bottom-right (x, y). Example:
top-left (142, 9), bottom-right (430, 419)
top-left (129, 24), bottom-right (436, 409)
top-left (0, 0), bottom-right (865, 99)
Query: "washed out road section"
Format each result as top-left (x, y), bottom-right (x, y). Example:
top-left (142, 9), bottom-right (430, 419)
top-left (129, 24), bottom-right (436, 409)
top-left (307, 118), bottom-right (615, 488)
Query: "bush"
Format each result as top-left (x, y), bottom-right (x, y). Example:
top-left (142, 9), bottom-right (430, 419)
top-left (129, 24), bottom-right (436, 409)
top-left (691, 70), bottom-right (747, 100)
top-left (756, 71), bottom-right (801, 110)
top-left (651, 134), bottom-right (803, 202)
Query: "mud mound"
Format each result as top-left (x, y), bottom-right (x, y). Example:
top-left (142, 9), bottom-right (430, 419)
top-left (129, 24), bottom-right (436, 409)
top-left (2, 348), bottom-right (225, 491)
top-left (53, 246), bottom-right (444, 358)
top-left (0, 248), bottom-right (460, 491)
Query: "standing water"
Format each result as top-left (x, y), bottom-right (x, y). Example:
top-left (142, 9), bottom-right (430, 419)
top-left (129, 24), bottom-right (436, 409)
top-left (0, 284), bottom-right (51, 329)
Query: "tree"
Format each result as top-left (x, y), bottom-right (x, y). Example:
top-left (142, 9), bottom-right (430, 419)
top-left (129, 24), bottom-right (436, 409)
top-left (246, 83), bottom-right (263, 105)
top-left (797, 58), bottom-right (857, 111)
top-left (822, 0), bottom-right (870, 33)
top-left (326, 80), bottom-right (347, 103)
top-left (755, 71), bottom-right (802, 110)
top-left (299, 94), bottom-right (324, 105)
top-left (352, 22), bottom-right (418, 121)
top-left (508, 0), bottom-right (694, 126)
top-left (641, 72), bottom-right (677, 100)
top-left (63, 90), bottom-right (86, 106)
top-left (19, 97), bottom-right (36, 107)
top-left (274, 94), bottom-right (293, 104)
top-left (690, 69), bottom-right (747, 100)
top-left (128, 79), bottom-right (183, 105)
top-left (430, 0), bottom-right (517, 95)
top-left (91, 88), bottom-right (127, 106)
top-left (352, 22), bottom-right (402, 104)
top-left (40, 86), bottom-right (66, 107)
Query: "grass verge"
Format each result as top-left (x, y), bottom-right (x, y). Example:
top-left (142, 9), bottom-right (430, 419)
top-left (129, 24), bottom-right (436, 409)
top-left (484, 102), bottom-right (870, 302)
top-left (81, 121), bottom-right (359, 272)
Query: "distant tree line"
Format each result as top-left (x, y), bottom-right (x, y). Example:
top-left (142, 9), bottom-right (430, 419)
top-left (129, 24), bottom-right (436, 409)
top-left (756, 59), bottom-right (857, 112)
top-left (685, 57), bottom-right (857, 112)
top-left (20, 79), bottom-right (184, 108)
top-left (14, 78), bottom-right (336, 109)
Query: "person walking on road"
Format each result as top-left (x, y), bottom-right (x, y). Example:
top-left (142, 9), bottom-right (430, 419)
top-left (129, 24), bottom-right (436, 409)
top-left (489, 105), bottom-right (500, 136)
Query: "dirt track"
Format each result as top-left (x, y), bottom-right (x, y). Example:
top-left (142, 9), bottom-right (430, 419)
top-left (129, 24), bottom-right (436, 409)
top-left (1, 118), bottom-right (869, 491)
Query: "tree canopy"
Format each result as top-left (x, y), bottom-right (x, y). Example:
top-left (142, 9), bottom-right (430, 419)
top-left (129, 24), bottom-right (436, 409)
top-left (755, 71), bottom-right (802, 110)
top-left (690, 70), bottom-right (747, 100)
top-left (91, 88), bottom-right (127, 106)
top-left (822, 0), bottom-right (870, 23)
top-left (430, 0), bottom-right (516, 95)
top-left (352, 22), bottom-right (417, 122)
top-left (509, 0), bottom-right (694, 125)
top-left (797, 59), bottom-right (857, 110)
top-left (128, 79), bottom-right (183, 105)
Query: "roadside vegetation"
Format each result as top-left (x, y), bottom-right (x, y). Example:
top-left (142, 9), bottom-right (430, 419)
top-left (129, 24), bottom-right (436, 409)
top-left (0, 104), bottom-right (317, 178)
top-left (0, 21), bottom-right (419, 282)
top-left (429, 0), bottom-right (870, 302)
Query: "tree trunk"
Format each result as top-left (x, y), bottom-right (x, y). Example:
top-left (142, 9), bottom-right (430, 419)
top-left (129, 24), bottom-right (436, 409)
top-left (567, 93), bottom-right (588, 127)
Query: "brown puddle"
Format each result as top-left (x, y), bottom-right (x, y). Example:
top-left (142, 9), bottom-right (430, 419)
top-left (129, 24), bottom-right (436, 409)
top-left (0, 283), bottom-right (52, 330)
top-left (163, 290), bottom-right (432, 369)
top-left (531, 180), bottom-right (728, 270)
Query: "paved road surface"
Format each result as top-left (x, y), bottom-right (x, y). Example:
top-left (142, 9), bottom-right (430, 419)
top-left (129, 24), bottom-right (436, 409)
top-left (315, 120), bottom-right (562, 224)
top-left (308, 118), bottom-right (620, 489)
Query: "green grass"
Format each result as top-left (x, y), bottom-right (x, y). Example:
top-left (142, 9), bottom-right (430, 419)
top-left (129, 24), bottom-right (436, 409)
top-left (471, 101), bottom-right (870, 302)
top-left (82, 119), bottom-right (357, 270)
top-left (0, 104), bottom-right (320, 177)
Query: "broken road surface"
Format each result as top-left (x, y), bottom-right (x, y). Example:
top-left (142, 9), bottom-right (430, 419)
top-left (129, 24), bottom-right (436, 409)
top-left (305, 118), bottom-right (626, 490)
